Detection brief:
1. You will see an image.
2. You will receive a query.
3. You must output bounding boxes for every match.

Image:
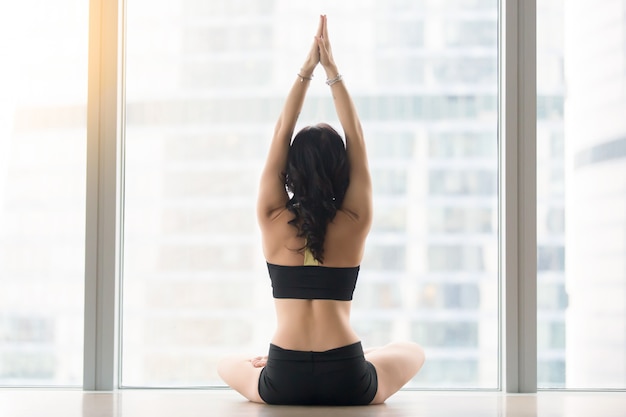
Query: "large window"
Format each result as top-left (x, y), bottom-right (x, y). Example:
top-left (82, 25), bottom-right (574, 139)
top-left (0, 1), bottom-right (88, 385)
top-left (121, 0), bottom-right (499, 388)
top-left (2, 0), bottom-right (624, 392)
top-left (537, 0), bottom-right (626, 389)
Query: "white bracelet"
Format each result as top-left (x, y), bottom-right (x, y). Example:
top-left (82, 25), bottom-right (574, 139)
top-left (298, 73), bottom-right (313, 82)
top-left (326, 74), bottom-right (343, 86)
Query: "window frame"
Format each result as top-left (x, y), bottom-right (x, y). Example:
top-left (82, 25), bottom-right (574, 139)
top-left (499, 0), bottom-right (537, 394)
top-left (83, 0), bottom-right (538, 392)
top-left (83, 0), bottom-right (124, 390)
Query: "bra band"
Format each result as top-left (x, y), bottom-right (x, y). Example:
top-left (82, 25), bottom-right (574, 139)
top-left (267, 262), bottom-right (359, 301)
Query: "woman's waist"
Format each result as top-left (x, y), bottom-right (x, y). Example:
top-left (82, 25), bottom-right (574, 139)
top-left (267, 341), bottom-right (365, 362)
top-left (271, 324), bottom-right (359, 352)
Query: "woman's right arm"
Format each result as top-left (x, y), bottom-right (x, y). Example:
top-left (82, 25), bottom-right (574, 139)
top-left (257, 17), bottom-right (323, 225)
top-left (316, 16), bottom-right (372, 226)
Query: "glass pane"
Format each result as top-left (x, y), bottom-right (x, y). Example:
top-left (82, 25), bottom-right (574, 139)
top-left (537, 0), bottom-right (626, 388)
top-left (122, 0), bottom-right (499, 388)
top-left (0, 1), bottom-right (88, 385)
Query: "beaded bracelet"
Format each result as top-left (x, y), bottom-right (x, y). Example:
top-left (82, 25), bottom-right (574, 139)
top-left (326, 74), bottom-right (343, 86)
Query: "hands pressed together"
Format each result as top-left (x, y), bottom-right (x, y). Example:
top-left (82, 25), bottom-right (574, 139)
top-left (300, 15), bottom-right (339, 81)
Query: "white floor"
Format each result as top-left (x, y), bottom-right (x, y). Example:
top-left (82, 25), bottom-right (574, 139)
top-left (1, 389), bottom-right (626, 417)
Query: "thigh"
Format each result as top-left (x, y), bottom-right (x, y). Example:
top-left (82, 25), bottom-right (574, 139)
top-left (365, 342), bottom-right (425, 404)
top-left (217, 355), bottom-right (265, 404)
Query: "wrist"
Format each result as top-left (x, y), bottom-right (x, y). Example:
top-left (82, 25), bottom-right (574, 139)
top-left (323, 65), bottom-right (339, 79)
top-left (297, 72), bottom-right (313, 82)
top-left (325, 73), bottom-right (343, 86)
top-left (299, 65), bottom-right (316, 78)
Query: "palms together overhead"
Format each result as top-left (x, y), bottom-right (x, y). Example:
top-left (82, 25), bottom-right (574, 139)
top-left (301, 15), bottom-right (338, 78)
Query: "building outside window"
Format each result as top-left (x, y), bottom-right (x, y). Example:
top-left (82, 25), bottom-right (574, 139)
top-left (1, 0), bottom-right (625, 391)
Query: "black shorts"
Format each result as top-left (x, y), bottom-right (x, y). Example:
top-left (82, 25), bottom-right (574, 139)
top-left (258, 341), bottom-right (378, 405)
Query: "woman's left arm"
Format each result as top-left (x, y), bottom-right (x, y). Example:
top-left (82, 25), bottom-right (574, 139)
top-left (257, 16), bottom-right (323, 222)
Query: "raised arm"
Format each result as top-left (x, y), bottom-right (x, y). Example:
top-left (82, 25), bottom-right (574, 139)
top-left (316, 15), bottom-right (372, 225)
top-left (257, 17), bottom-right (323, 222)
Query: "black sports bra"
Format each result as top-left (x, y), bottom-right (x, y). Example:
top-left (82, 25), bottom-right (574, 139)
top-left (267, 263), bottom-right (360, 301)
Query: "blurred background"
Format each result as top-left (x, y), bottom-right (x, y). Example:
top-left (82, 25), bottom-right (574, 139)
top-left (1, 0), bottom-right (624, 390)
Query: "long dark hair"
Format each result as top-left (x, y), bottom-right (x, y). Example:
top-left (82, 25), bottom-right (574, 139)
top-left (283, 123), bottom-right (350, 263)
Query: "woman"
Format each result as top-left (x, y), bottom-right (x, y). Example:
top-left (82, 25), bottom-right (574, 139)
top-left (218, 15), bottom-right (425, 405)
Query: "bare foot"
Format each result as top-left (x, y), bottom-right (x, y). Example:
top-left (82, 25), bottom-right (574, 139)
top-left (250, 356), bottom-right (268, 368)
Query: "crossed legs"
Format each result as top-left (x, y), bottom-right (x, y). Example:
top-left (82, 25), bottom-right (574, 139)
top-left (364, 341), bottom-right (425, 404)
top-left (217, 341), bottom-right (425, 405)
top-left (217, 355), bottom-right (266, 403)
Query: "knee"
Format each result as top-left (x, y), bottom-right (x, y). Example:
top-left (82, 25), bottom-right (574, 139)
top-left (216, 357), bottom-right (232, 383)
top-left (393, 341), bottom-right (425, 372)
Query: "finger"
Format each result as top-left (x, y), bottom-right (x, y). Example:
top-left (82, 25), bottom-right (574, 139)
top-left (315, 36), bottom-right (327, 57)
top-left (312, 35), bottom-right (320, 51)
top-left (322, 14), bottom-right (329, 40)
top-left (316, 14), bottom-right (323, 37)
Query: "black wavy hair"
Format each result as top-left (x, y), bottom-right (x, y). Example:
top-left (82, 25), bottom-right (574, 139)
top-left (283, 123), bottom-right (350, 264)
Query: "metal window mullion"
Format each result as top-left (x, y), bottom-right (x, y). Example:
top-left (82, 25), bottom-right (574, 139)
top-left (84, 0), bottom-right (122, 391)
top-left (500, 0), bottom-right (537, 393)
